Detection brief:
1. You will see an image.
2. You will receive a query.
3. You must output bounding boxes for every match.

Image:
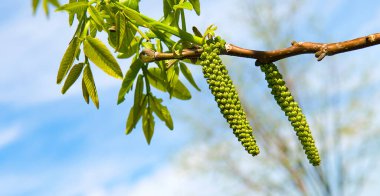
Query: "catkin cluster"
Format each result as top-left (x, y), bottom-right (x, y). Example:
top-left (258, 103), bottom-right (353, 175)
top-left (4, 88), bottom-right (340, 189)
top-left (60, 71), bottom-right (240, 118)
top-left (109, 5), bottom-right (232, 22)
top-left (258, 62), bottom-right (320, 166)
top-left (200, 37), bottom-right (260, 156)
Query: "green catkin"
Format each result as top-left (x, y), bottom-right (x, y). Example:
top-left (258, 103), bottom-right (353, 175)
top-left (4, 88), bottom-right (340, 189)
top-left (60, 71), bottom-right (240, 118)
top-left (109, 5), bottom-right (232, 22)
top-left (257, 62), bottom-right (320, 166)
top-left (200, 37), bottom-right (260, 156)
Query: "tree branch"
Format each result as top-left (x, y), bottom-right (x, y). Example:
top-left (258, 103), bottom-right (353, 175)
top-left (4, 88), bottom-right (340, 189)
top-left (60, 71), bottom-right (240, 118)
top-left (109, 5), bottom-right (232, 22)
top-left (139, 33), bottom-right (380, 63)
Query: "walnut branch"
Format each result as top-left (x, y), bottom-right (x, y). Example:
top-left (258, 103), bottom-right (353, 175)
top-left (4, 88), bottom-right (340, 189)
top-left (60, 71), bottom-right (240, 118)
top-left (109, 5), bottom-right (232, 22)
top-left (139, 33), bottom-right (380, 63)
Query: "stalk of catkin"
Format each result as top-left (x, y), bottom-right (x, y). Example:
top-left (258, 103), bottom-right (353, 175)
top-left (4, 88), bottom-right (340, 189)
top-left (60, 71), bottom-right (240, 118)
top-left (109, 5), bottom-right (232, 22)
top-left (200, 37), bottom-right (260, 156)
top-left (257, 62), bottom-right (320, 166)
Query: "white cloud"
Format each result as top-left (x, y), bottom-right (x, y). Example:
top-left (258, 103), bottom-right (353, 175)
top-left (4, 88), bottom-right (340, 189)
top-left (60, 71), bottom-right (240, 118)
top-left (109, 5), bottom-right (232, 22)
top-left (0, 124), bottom-right (22, 149)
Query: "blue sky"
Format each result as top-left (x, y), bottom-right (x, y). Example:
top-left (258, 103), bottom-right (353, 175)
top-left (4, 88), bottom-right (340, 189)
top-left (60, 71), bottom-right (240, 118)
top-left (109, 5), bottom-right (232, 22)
top-left (1, 0), bottom-right (380, 195)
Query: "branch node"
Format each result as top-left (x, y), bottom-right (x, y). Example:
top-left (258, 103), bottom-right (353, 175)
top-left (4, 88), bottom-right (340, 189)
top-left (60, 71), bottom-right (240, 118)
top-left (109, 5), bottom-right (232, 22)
top-left (291, 40), bottom-right (297, 46)
top-left (140, 49), bottom-right (156, 62)
top-left (315, 44), bottom-right (328, 61)
top-left (366, 34), bottom-right (376, 43)
top-left (225, 43), bottom-right (232, 52)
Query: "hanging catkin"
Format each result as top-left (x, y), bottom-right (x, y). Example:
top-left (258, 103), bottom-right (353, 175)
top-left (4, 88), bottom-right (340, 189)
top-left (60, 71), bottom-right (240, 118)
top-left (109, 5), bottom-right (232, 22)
top-left (257, 62), bottom-right (320, 166)
top-left (200, 37), bottom-right (260, 156)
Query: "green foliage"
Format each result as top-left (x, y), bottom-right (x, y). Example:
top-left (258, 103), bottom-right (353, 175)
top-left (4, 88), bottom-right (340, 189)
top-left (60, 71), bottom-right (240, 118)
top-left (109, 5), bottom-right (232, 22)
top-left (35, 0), bottom-right (324, 165)
top-left (83, 64), bottom-right (99, 108)
top-left (83, 36), bottom-right (123, 79)
top-left (179, 62), bottom-right (200, 91)
top-left (200, 37), bottom-right (260, 156)
top-left (258, 62), bottom-right (320, 166)
top-left (146, 67), bottom-right (192, 100)
top-left (57, 37), bottom-right (80, 84)
top-left (33, 0), bottom-right (60, 16)
top-left (61, 62), bottom-right (84, 94)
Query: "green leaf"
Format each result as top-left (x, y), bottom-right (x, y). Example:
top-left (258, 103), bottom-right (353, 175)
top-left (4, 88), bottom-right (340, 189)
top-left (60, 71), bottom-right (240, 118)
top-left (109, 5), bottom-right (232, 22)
top-left (179, 62), bottom-right (200, 91)
top-left (117, 57), bottom-right (142, 104)
top-left (56, 1), bottom-right (88, 14)
top-left (167, 63), bottom-right (179, 98)
top-left (83, 65), bottom-right (99, 108)
top-left (126, 95), bottom-right (148, 134)
top-left (32, 0), bottom-right (40, 14)
top-left (150, 95), bottom-right (173, 130)
top-left (192, 26), bottom-right (202, 37)
top-left (142, 107), bottom-right (155, 144)
top-left (89, 20), bottom-right (98, 37)
top-left (68, 0), bottom-right (76, 25)
top-left (134, 75), bottom-right (144, 106)
top-left (173, 2), bottom-right (193, 11)
top-left (81, 76), bottom-right (90, 104)
top-left (117, 36), bottom-right (141, 59)
top-left (163, 0), bottom-right (172, 18)
top-left (120, 0), bottom-right (140, 11)
top-left (83, 36), bottom-right (123, 79)
top-left (115, 12), bottom-right (127, 51)
top-left (48, 0), bottom-right (60, 7)
top-left (43, 0), bottom-right (49, 16)
top-left (189, 0), bottom-right (200, 15)
top-left (57, 37), bottom-right (80, 84)
top-left (122, 8), bottom-right (148, 27)
top-left (171, 79), bottom-right (192, 100)
top-left (141, 42), bottom-right (155, 50)
top-left (88, 6), bottom-right (105, 31)
top-left (146, 68), bottom-right (167, 91)
top-left (61, 63), bottom-right (85, 94)
top-left (147, 68), bottom-right (191, 100)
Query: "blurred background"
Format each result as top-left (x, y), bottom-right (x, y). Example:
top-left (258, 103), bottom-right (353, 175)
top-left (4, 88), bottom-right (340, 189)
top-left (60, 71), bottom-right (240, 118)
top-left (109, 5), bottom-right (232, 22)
top-left (1, 0), bottom-right (380, 195)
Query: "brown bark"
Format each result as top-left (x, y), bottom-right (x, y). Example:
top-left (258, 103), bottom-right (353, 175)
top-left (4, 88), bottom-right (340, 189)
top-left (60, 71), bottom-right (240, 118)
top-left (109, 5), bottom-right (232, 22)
top-left (139, 33), bottom-right (380, 63)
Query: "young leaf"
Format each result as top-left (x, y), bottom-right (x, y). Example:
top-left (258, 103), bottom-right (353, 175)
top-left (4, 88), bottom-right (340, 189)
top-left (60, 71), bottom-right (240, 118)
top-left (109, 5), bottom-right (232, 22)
top-left (117, 57), bottom-right (142, 104)
top-left (57, 37), bottom-right (80, 84)
top-left (142, 107), bottom-right (155, 144)
top-left (126, 95), bottom-right (148, 134)
top-left (115, 12), bottom-right (126, 51)
top-left (56, 1), bottom-right (88, 14)
top-left (122, 8), bottom-right (148, 27)
top-left (68, 0), bottom-right (76, 25)
top-left (192, 26), bottom-right (202, 37)
top-left (117, 37), bottom-right (140, 59)
top-left (83, 65), bottom-right (99, 108)
top-left (120, 0), bottom-right (140, 11)
top-left (147, 68), bottom-right (191, 100)
top-left (81, 76), bottom-right (90, 104)
top-left (189, 0), bottom-right (200, 15)
top-left (167, 63), bottom-right (179, 98)
top-left (89, 20), bottom-right (98, 37)
top-left (150, 95), bottom-right (173, 130)
top-left (61, 63), bottom-right (85, 94)
top-left (173, 2), bottom-right (193, 11)
top-left (134, 75), bottom-right (144, 107)
top-left (88, 6), bottom-right (105, 31)
top-left (147, 67), bottom-right (167, 91)
top-left (179, 62), bottom-right (200, 91)
top-left (43, 0), bottom-right (49, 16)
top-left (171, 80), bottom-right (192, 100)
top-left (83, 36), bottom-right (123, 79)
top-left (163, 0), bottom-right (172, 18)
top-left (32, 0), bottom-right (41, 14)
top-left (48, 0), bottom-right (60, 7)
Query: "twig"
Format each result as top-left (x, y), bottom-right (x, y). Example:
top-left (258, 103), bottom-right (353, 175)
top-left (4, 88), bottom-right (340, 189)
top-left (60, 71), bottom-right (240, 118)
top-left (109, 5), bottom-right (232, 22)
top-left (139, 33), bottom-right (380, 63)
